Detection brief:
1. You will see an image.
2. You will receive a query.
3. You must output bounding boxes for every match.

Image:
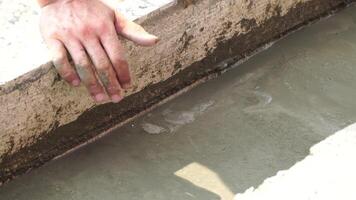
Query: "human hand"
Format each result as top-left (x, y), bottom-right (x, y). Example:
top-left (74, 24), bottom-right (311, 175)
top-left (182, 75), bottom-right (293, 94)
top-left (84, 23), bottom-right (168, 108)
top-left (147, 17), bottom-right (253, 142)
top-left (39, 0), bottom-right (159, 103)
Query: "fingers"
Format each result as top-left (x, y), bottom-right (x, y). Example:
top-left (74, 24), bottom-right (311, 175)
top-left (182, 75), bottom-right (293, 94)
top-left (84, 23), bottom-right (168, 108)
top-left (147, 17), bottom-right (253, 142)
top-left (83, 37), bottom-right (123, 103)
top-left (100, 26), bottom-right (131, 89)
top-left (47, 39), bottom-right (80, 86)
top-left (115, 12), bottom-right (159, 46)
top-left (64, 38), bottom-right (107, 102)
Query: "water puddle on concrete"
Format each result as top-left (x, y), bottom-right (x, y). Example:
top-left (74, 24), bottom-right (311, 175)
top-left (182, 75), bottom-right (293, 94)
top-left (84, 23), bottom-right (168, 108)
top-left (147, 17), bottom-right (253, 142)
top-left (2, 4), bottom-right (356, 200)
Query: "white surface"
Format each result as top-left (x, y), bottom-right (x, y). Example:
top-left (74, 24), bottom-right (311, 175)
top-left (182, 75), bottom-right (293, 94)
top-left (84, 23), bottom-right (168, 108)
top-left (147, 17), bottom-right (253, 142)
top-left (234, 123), bottom-right (356, 200)
top-left (0, 0), bottom-right (173, 84)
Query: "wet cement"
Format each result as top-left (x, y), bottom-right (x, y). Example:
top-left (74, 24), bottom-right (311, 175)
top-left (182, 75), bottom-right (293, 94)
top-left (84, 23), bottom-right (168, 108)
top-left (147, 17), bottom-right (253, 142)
top-left (1, 4), bottom-right (356, 200)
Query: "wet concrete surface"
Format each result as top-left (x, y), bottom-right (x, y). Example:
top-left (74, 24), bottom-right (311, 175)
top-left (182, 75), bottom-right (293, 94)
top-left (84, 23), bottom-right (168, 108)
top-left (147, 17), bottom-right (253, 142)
top-left (1, 4), bottom-right (356, 200)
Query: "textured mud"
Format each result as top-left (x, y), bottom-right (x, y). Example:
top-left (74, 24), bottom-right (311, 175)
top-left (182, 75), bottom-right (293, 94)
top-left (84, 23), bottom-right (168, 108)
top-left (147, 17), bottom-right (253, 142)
top-left (0, 0), bottom-right (352, 184)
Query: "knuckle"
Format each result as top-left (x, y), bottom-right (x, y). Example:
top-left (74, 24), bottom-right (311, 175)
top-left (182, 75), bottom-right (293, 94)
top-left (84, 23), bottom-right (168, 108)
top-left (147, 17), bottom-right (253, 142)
top-left (97, 62), bottom-right (111, 71)
top-left (103, 78), bottom-right (120, 91)
top-left (107, 86), bottom-right (121, 94)
top-left (115, 19), bottom-right (127, 32)
top-left (78, 59), bottom-right (91, 68)
top-left (75, 61), bottom-right (91, 81)
top-left (96, 21), bottom-right (108, 33)
top-left (46, 31), bottom-right (57, 39)
top-left (52, 51), bottom-right (66, 64)
top-left (88, 81), bottom-right (98, 88)
top-left (88, 82), bottom-right (103, 93)
top-left (52, 56), bottom-right (68, 71)
top-left (51, 27), bottom-right (70, 38)
top-left (95, 56), bottom-right (112, 71)
top-left (97, 71), bottom-right (111, 87)
top-left (61, 71), bottom-right (75, 80)
top-left (53, 57), bottom-right (66, 68)
top-left (78, 25), bottom-right (92, 37)
top-left (45, 27), bottom-right (61, 37)
top-left (113, 58), bottom-right (128, 69)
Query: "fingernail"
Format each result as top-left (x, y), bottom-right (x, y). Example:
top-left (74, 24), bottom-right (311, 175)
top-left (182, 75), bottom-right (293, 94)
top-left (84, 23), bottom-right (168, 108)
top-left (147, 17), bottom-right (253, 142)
top-left (95, 93), bottom-right (106, 102)
top-left (147, 34), bottom-right (159, 43)
top-left (111, 95), bottom-right (123, 103)
top-left (154, 36), bottom-right (160, 44)
top-left (71, 79), bottom-right (80, 87)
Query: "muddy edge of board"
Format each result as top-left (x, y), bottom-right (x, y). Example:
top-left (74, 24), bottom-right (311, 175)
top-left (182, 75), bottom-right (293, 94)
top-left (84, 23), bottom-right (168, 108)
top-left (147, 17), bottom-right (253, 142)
top-left (0, 0), bottom-right (353, 184)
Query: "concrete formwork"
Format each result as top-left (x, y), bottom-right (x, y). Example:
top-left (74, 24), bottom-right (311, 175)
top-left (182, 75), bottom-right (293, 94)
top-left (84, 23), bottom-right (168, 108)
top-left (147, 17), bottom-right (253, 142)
top-left (0, 0), bottom-right (352, 184)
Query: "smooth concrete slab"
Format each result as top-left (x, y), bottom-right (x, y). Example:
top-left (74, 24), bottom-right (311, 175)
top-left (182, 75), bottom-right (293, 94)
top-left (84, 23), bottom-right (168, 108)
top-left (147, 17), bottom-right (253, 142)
top-left (1, 3), bottom-right (356, 200)
top-left (235, 123), bottom-right (356, 200)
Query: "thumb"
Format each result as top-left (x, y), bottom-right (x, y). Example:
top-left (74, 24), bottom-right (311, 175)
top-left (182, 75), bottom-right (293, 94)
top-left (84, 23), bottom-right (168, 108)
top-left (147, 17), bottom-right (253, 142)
top-left (115, 12), bottom-right (159, 46)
